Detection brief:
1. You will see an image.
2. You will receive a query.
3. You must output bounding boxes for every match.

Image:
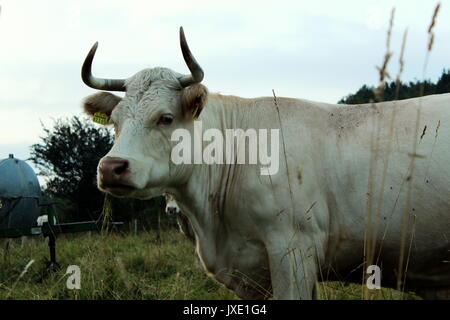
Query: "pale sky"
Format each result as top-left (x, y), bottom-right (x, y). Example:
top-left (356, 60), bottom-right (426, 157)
top-left (0, 0), bottom-right (449, 168)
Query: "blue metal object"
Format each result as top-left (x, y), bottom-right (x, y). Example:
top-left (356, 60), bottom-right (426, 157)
top-left (0, 154), bottom-right (124, 268)
top-left (0, 154), bottom-right (41, 230)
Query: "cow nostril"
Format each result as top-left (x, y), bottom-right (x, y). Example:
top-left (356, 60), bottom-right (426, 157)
top-left (114, 160), bottom-right (128, 175)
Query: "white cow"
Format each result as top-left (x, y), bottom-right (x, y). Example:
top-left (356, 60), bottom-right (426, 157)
top-left (81, 27), bottom-right (450, 299)
top-left (164, 193), bottom-right (195, 244)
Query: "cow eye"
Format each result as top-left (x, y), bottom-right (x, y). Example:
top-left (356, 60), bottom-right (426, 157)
top-left (157, 114), bottom-right (174, 125)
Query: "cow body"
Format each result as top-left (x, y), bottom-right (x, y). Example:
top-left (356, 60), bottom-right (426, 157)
top-left (165, 93), bottom-right (450, 299)
top-left (81, 29), bottom-right (450, 299)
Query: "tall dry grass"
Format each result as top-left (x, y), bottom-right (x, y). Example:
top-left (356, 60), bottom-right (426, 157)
top-left (396, 2), bottom-right (441, 295)
top-left (0, 231), bottom-right (237, 300)
top-left (0, 231), bottom-right (419, 300)
top-left (364, 2), bottom-right (441, 299)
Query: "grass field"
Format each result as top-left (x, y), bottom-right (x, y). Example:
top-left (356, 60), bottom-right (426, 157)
top-left (0, 230), bottom-right (419, 300)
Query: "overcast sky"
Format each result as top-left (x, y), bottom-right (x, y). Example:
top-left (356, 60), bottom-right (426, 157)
top-left (0, 0), bottom-right (449, 168)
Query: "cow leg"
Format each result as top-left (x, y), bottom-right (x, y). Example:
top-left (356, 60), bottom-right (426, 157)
top-left (266, 245), bottom-right (317, 299)
top-left (177, 214), bottom-right (195, 244)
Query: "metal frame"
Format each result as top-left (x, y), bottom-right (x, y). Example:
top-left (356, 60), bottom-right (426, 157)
top-left (0, 203), bottom-right (123, 267)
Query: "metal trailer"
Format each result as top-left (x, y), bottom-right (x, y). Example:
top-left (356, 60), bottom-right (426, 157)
top-left (0, 154), bottom-right (122, 268)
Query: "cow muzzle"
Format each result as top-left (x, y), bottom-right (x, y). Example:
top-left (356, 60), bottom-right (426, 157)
top-left (166, 206), bottom-right (179, 216)
top-left (98, 157), bottom-right (134, 192)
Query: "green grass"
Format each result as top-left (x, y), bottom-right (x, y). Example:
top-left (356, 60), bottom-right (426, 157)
top-left (0, 231), bottom-right (418, 300)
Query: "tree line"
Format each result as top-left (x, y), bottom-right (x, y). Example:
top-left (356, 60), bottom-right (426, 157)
top-left (339, 69), bottom-right (450, 104)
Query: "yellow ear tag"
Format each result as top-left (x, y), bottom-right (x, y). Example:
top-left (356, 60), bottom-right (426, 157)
top-left (93, 112), bottom-right (110, 125)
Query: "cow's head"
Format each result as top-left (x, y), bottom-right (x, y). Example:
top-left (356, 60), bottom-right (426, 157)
top-left (82, 27), bottom-right (208, 199)
top-left (164, 193), bottom-right (181, 216)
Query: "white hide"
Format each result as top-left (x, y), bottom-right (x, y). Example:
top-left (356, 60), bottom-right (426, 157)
top-left (86, 67), bottom-right (450, 300)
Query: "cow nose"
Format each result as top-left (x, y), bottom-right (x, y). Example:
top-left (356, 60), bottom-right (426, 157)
top-left (99, 157), bottom-right (130, 188)
top-left (167, 207), bottom-right (177, 216)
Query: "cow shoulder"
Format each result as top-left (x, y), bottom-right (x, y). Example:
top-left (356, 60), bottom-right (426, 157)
top-left (180, 84), bottom-right (208, 119)
top-left (82, 92), bottom-right (122, 117)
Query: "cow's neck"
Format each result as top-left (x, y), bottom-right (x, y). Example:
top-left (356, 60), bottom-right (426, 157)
top-left (168, 94), bottom-right (261, 269)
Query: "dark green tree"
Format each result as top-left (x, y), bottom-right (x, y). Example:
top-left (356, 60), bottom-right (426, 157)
top-left (30, 116), bottom-right (113, 221)
top-left (339, 69), bottom-right (450, 104)
top-left (436, 69), bottom-right (450, 94)
top-left (29, 116), bottom-right (169, 228)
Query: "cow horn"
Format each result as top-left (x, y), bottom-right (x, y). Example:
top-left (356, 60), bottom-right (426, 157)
top-left (81, 42), bottom-right (126, 92)
top-left (178, 27), bottom-right (204, 87)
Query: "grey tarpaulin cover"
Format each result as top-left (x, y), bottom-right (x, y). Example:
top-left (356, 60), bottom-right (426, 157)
top-left (0, 154), bottom-right (41, 229)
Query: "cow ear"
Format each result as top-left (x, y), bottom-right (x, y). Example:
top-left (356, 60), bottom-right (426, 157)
top-left (82, 92), bottom-right (121, 117)
top-left (180, 84), bottom-right (208, 119)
